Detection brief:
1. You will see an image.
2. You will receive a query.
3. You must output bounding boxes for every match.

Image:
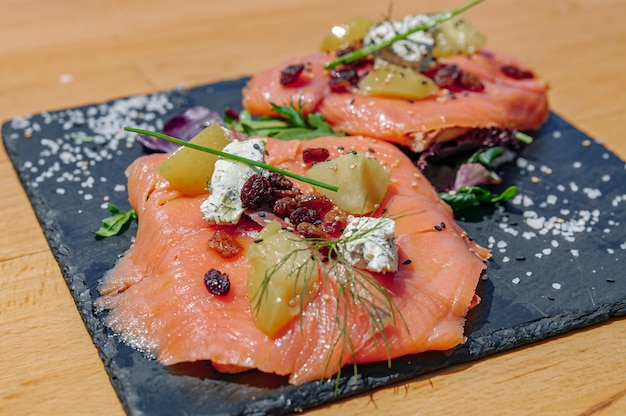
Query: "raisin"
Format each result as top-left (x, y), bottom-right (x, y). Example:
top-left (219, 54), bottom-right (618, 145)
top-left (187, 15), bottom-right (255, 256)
top-left (430, 64), bottom-right (484, 92)
top-left (432, 64), bottom-right (460, 88)
top-left (241, 175), bottom-right (272, 209)
top-left (204, 268), bottom-right (230, 296)
top-left (273, 197), bottom-right (298, 218)
top-left (297, 193), bottom-right (334, 214)
top-left (457, 72), bottom-right (484, 92)
top-left (322, 206), bottom-right (348, 235)
top-left (272, 188), bottom-right (300, 200)
top-left (501, 65), bottom-right (534, 80)
top-left (296, 222), bottom-right (325, 239)
top-left (268, 172), bottom-right (293, 190)
top-left (329, 67), bottom-right (359, 92)
top-left (289, 207), bottom-right (318, 226)
top-left (302, 147), bottom-right (330, 164)
top-left (280, 63), bottom-right (305, 85)
top-left (207, 230), bottom-right (243, 259)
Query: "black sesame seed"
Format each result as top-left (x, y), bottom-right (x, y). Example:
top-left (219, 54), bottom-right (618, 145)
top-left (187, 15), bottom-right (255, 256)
top-left (547, 295), bottom-right (555, 301)
top-left (381, 208), bottom-right (388, 214)
top-left (515, 256), bottom-right (526, 261)
top-left (338, 146), bottom-right (345, 151)
top-left (204, 268), bottom-right (230, 296)
top-left (368, 148), bottom-right (376, 153)
top-left (402, 259), bottom-right (412, 265)
top-left (510, 221), bottom-right (519, 226)
top-left (606, 278), bottom-right (616, 283)
top-left (258, 211), bottom-right (266, 217)
top-left (440, 221), bottom-right (446, 229)
top-left (434, 225), bottom-right (443, 231)
top-left (253, 238), bottom-right (264, 243)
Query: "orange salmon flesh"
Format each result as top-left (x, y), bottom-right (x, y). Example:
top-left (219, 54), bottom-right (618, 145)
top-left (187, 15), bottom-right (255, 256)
top-left (95, 135), bottom-right (490, 385)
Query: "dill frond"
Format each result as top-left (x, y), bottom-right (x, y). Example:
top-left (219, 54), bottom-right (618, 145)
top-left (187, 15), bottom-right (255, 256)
top-left (250, 210), bottom-right (414, 387)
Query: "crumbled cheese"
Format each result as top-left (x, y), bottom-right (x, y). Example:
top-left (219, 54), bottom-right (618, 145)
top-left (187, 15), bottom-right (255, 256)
top-left (200, 138), bottom-right (267, 224)
top-left (338, 215), bottom-right (398, 273)
top-left (364, 14), bottom-right (435, 70)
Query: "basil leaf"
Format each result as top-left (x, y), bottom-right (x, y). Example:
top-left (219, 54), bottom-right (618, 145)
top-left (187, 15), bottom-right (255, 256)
top-left (93, 203), bottom-right (137, 238)
top-left (439, 185), bottom-right (518, 212)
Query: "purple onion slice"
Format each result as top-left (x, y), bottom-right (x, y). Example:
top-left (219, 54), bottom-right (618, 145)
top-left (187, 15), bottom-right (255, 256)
top-left (135, 106), bottom-right (224, 152)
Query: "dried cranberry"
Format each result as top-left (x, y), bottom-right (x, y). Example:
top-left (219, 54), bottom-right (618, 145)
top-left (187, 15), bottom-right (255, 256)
top-left (501, 65), bottom-right (534, 80)
top-left (207, 230), bottom-right (243, 258)
top-left (302, 147), bottom-right (330, 164)
top-left (241, 175), bottom-right (272, 208)
top-left (280, 63), bottom-right (305, 85)
top-left (329, 68), bottom-right (359, 92)
top-left (289, 207), bottom-right (318, 226)
top-left (204, 268), bottom-right (230, 296)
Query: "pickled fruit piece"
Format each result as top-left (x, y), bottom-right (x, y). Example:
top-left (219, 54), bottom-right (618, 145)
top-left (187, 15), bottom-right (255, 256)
top-left (320, 17), bottom-right (376, 53)
top-left (306, 152), bottom-right (391, 214)
top-left (432, 16), bottom-right (486, 58)
top-left (359, 62), bottom-right (439, 100)
top-left (156, 123), bottom-right (232, 196)
top-left (247, 221), bottom-right (320, 338)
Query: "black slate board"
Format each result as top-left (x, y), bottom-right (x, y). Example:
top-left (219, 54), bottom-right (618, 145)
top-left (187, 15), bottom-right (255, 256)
top-left (3, 79), bottom-right (626, 416)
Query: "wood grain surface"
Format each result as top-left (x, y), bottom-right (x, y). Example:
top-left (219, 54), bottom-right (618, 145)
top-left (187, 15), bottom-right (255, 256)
top-left (1, 0), bottom-right (625, 415)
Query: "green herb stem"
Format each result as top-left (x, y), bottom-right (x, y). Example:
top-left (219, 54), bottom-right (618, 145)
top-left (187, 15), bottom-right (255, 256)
top-left (515, 131), bottom-right (534, 144)
top-left (323, 0), bottom-right (485, 70)
top-left (124, 127), bottom-right (339, 192)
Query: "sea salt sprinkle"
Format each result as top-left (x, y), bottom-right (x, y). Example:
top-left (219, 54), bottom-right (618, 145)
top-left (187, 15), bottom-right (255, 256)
top-left (475, 141), bottom-right (626, 298)
top-left (10, 92), bottom-right (175, 199)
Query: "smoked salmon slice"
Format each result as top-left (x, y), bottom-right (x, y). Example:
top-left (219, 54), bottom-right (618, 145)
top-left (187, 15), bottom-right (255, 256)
top-left (95, 135), bottom-right (490, 385)
top-left (242, 48), bottom-right (549, 151)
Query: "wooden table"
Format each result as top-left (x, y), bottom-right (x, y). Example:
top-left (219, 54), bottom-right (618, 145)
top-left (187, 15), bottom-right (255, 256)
top-left (1, 0), bottom-right (625, 414)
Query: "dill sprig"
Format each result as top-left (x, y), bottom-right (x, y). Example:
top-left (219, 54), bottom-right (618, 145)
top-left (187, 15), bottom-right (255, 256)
top-left (123, 126), bottom-right (338, 192)
top-left (252, 213), bottom-right (410, 385)
top-left (323, 0), bottom-right (485, 70)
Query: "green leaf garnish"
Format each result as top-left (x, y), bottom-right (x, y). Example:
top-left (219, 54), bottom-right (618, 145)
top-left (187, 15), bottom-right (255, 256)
top-left (439, 185), bottom-right (517, 211)
top-left (226, 102), bottom-right (346, 141)
top-left (468, 146), bottom-right (504, 167)
top-left (324, 0), bottom-right (485, 70)
top-left (123, 127), bottom-right (339, 192)
top-left (93, 203), bottom-right (137, 238)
